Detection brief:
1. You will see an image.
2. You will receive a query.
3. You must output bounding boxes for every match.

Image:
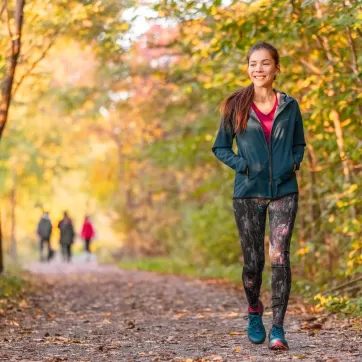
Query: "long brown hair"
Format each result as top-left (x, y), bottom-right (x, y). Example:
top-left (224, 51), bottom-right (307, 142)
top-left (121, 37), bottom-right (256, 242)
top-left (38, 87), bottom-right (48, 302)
top-left (219, 42), bottom-right (280, 134)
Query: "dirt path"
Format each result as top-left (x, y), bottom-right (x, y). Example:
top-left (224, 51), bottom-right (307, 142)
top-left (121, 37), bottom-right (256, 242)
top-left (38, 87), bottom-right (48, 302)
top-left (0, 258), bottom-right (360, 362)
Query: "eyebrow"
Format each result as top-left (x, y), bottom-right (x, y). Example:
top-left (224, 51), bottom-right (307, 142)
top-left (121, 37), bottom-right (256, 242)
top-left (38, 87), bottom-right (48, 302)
top-left (249, 59), bottom-right (271, 62)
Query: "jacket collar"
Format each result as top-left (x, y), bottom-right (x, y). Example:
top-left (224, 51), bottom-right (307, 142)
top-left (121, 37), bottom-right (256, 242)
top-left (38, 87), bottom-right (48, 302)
top-left (249, 89), bottom-right (293, 118)
top-left (274, 89), bottom-right (293, 107)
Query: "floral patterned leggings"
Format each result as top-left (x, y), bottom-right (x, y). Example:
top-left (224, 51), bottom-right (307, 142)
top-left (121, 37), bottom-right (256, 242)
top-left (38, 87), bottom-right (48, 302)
top-left (233, 193), bottom-right (298, 326)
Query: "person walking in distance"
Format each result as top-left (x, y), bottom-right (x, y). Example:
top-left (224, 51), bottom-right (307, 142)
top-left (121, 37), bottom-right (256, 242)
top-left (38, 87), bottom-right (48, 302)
top-left (37, 211), bottom-right (53, 262)
top-left (212, 42), bottom-right (306, 350)
top-left (58, 211), bottom-right (75, 262)
top-left (80, 216), bottom-right (95, 259)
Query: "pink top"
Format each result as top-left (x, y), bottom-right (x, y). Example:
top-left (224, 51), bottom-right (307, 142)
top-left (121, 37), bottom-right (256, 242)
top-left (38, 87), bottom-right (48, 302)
top-left (252, 95), bottom-right (278, 144)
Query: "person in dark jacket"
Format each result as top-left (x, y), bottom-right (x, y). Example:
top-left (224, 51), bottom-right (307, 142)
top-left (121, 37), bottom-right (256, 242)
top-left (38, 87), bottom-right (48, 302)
top-left (58, 211), bottom-right (75, 262)
top-left (212, 42), bottom-right (306, 351)
top-left (37, 211), bottom-right (53, 262)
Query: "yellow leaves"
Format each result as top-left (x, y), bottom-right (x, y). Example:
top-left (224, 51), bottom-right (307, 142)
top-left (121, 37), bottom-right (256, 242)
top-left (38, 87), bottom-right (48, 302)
top-left (121, 143), bottom-right (133, 155)
top-left (314, 293), bottom-right (348, 311)
top-left (347, 184), bottom-right (358, 194)
top-left (341, 118), bottom-right (351, 127)
top-left (82, 19), bottom-right (92, 27)
top-left (153, 128), bottom-right (163, 138)
top-left (119, 22), bottom-right (130, 31)
top-left (296, 246), bottom-right (310, 256)
top-left (93, 0), bottom-right (103, 13)
top-left (43, 169), bottom-right (53, 181)
top-left (70, 3), bottom-right (88, 21)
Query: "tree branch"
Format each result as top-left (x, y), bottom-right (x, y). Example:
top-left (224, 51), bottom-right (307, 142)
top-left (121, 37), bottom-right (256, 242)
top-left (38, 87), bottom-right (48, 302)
top-left (12, 30), bottom-right (60, 97)
top-left (299, 59), bottom-right (322, 75)
top-left (322, 276), bottom-right (362, 296)
top-left (5, 1), bottom-right (13, 40)
top-left (0, 0), bottom-right (6, 17)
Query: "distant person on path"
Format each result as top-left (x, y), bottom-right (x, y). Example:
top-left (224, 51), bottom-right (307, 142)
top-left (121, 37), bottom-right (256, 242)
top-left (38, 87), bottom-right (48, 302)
top-left (80, 216), bottom-right (95, 256)
top-left (37, 211), bottom-right (53, 262)
top-left (212, 42), bottom-right (306, 350)
top-left (58, 211), bottom-right (75, 262)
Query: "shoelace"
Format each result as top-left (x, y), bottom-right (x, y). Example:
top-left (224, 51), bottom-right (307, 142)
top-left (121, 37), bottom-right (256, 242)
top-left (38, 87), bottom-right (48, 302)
top-left (272, 325), bottom-right (285, 339)
top-left (248, 314), bottom-right (262, 331)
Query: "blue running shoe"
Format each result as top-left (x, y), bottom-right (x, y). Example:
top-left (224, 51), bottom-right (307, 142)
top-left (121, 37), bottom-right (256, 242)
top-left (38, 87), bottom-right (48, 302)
top-left (268, 324), bottom-right (289, 350)
top-left (246, 300), bottom-right (266, 344)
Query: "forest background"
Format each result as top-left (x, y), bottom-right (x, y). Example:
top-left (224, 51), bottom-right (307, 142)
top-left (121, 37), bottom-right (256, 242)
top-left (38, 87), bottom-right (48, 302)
top-left (0, 0), bottom-right (361, 315)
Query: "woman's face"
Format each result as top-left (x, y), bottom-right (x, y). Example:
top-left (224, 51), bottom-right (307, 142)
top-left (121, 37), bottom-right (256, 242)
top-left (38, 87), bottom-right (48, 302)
top-left (248, 49), bottom-right (279, 88)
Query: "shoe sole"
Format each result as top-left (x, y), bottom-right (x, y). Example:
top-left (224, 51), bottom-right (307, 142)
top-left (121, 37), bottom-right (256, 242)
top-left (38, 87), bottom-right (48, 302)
top-left (248, 335), bottom-right (266, 344)
top-left (269, 340), bottom-right (289, 350)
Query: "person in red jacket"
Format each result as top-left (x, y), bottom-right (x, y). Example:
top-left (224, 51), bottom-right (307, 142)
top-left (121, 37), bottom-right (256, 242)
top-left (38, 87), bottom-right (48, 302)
top-left (80, 216), bottom-right (95, 255)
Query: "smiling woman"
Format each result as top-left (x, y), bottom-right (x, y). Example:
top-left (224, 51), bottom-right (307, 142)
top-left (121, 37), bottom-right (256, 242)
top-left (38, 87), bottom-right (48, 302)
top-left (212, 42), bottom-right (306, 351)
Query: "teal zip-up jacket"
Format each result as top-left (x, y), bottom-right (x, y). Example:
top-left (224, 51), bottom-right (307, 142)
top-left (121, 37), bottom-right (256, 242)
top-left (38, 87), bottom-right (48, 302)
top-left (212, 91), bottom-right (306, 199)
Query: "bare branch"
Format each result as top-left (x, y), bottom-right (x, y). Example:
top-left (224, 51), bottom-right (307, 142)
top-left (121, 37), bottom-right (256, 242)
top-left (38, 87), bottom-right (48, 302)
top-left (0, 0), bottom-right (6, 17)
top-left (299, 59), bottom-right (322, 75)
top-left (322, 276), bottom-right (362, 296)
top-left (5, 1), bottom-right (13, 40)
top-left (12, 29), bottom-right (61, 97)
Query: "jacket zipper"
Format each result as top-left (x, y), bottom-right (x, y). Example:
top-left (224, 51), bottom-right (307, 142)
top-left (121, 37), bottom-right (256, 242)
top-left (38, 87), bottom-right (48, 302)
top-left (249, 99), bottom-right (292, 197)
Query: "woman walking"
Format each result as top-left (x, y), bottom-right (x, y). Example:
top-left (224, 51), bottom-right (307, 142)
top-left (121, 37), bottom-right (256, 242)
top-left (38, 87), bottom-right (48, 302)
top-left (212, 42), bottom-right (306, 350)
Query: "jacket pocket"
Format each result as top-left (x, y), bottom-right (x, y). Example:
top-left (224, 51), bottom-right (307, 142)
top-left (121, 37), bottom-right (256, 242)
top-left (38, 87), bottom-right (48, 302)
top-left (274, 152), bottom-right (294, 183)
top-left (248, 162), bottom-right (267, 180)
top-left (239, 146), bottom-right (249, 175)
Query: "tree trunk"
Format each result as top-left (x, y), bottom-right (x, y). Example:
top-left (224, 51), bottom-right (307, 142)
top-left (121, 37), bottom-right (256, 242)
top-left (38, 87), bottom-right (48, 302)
top-left (329, 109), bottom-right (356, 219)
top-left (10, 180), bottom-right (17, 259)
top-left (0, 209), bottom-right (3, 274)
top-left (0, 0), bottom-right (26, 138)
top-left (0, 0), bottom-right (26, 267)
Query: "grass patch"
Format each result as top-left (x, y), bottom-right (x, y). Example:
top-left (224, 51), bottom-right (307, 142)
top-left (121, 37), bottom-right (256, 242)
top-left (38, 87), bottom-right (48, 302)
top-left (118, 257), bottom-right (243, 282)
top-left (0, 273), bottom-right (24, 298)
top-left (0, 263), bottom-right (27, 305)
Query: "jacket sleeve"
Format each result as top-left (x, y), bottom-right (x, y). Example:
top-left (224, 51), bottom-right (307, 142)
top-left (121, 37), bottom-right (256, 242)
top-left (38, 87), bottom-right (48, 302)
top-left (212, 120), bottom-right (247, 173)
top-left (48, 221), bottom-right (52, 237)
top-left (292, 102), bottom-right (306, 170)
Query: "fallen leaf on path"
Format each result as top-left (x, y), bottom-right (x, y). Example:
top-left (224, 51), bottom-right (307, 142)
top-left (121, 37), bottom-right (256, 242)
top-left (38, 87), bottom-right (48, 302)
top-left (229, 331), bottom-right (245, 335)
top-left (124, 319), bottom-right (135, 329)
